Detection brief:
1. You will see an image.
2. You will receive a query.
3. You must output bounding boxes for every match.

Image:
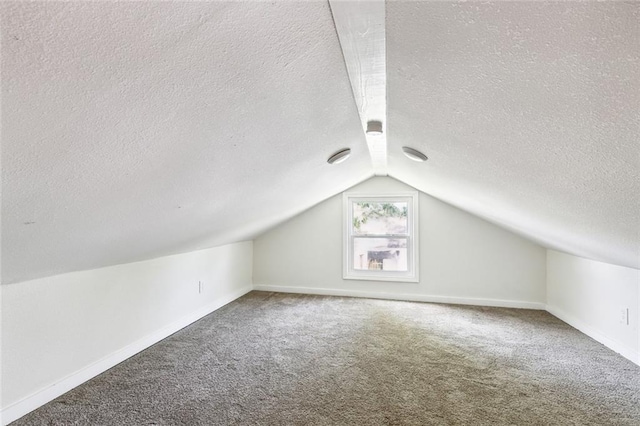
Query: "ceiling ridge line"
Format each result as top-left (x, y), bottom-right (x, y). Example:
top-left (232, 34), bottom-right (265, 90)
top-left (328, 0), bottom-right (388, 176)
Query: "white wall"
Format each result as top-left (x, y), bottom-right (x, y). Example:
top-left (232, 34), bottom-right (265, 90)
top-left (254, 177), bottom-right (546, 308)
top-left (546, 250), bottom-right (639, 365)
top-left (1, 241), bottom-right (253, 425)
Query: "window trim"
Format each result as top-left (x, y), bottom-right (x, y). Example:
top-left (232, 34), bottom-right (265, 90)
top-left (343, 191), bottom-right (419, 282)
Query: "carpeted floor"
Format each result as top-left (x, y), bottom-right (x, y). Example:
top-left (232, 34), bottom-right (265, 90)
top-left (13, 291), bottom-right (640, 425)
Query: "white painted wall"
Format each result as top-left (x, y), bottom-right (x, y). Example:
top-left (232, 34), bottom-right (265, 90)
top-left (1, 241), bottom-right (253, 425)
top-left (254, 177), bottom-right (546, 308)
top-left (546, 250), bottom-right (639, 365)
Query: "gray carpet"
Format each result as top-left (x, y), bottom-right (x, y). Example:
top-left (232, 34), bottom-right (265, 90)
top-left (12, 291), bottom-right (640, 425)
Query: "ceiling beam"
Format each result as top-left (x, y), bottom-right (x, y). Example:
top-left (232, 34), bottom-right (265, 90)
top-left (329, 0), bottom-right (387, 176)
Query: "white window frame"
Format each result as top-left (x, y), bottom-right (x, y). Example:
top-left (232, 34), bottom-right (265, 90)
top-left (343, 191), bottom-right (419, 282)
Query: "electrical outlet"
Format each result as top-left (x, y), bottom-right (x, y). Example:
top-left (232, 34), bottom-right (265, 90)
top-left (198, 281), bottom-right (203, 294)
top-left (619, 308), bottom-right (629, 325)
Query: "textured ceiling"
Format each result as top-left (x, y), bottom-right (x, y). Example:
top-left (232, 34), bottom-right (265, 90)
top-left (387, 1), bottom-right (639, 270)
top-left (1, 1), bottom-right (372, 284)
top-left (2, 1), bottom-right (638, 285)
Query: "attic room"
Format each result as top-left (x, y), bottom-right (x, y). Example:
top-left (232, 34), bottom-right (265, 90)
top-left (1, 0), bottom-right (639, 424)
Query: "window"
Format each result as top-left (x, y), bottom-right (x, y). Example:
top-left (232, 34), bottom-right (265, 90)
top-left (343, 192), bottom-right (419, 282)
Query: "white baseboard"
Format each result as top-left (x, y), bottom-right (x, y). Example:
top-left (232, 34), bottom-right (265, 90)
top-left (546, 304), bottom-right (639, 366)
top-left (252, 284), bottom-right (546, 310)
top-left (0, 285), bottom-right (252, 426)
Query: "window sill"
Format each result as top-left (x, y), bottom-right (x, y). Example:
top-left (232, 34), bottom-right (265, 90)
top-left (343, 273), bottom-right (419, 283)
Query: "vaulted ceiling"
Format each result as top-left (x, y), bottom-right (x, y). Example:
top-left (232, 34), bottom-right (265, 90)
top-left (2, 1), bottom-right (638, 284)
top-left (386, 1), bottom-right (639, 270)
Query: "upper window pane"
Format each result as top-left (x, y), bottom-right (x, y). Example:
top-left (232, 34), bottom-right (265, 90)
top-left (352, 201), bottom-right (408, 235)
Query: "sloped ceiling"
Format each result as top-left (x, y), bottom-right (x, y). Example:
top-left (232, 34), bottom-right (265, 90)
top-left (1, 1), bottom-right (372, 284)
top-left (386, 1), bottom-right (639, 270)
top-left (2, 1), bottom-right (638, 284)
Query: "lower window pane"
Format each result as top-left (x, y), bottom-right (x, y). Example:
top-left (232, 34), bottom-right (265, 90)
top-left (353, 238), bottom-right (408, 271)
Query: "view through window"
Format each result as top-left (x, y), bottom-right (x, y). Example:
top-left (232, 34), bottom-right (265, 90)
top-left (353, 201), bottom-right (408, 271)
top-left (343, 193), bottom-right (418, 282)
